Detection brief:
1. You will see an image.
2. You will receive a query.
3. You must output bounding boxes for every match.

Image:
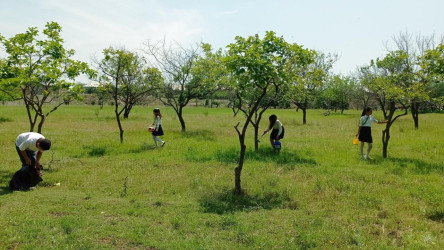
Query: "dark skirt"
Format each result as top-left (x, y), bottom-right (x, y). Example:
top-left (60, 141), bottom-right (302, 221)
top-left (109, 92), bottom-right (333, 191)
top-left (358, 126), bottom-right (372, 143)
top-left (270, 127), bottom-right (285, 140)
top-left (152, 125), bottom-right (164, 136)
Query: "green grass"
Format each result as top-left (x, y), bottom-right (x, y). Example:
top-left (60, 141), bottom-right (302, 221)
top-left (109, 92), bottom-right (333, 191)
top-left (0, 104), bottom-right (443, 249)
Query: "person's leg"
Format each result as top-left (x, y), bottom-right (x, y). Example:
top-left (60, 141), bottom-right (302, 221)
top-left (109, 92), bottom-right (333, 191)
top-left (16, 146), bottom-right (36, 167)
top-left (152, 135), bottom-right (164, 146)
top-left (270, 129), bottom-right (278, 148)
top-left (360, 142), bottom-right (365, 159)
top-left (16, 146), bottom-right (27, 167)
top-left (366, 143), bottom-right (373, 159)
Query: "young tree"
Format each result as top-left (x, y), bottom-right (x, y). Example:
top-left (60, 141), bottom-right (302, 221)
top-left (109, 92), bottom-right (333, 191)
top-left (121, 66), bottom-right (163, 119)
top-left (421, 43), bottom-right (444, 75)
top-left (0, 22), bottom-right (94, 133)
top-left (190, 43), bottom-right (229, 108)
top-left (290, 51), bottom-right (337, 124)
top-left (319, 75), bottom-right (355, 113)
top-left (386, 32), bottom-right (443, 129)
top-left (363, 51), bottom-right (411, 158)
top-left (358, 63), bottom-right (390, 119)
top-left (420, 43), bottom-right (444, 110)
top-left (225, 31), bottom-right (313, 194)
top-left (143, 40), bottom-right (223, 132)
top-left (95, 47), bottom-right (162, 143)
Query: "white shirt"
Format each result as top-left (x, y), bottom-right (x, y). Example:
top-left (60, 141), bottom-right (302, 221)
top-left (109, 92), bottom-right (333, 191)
top-left (273, 120), bottom-right (283, 135)
top-left (15, 132), bottom-right (45, 151)
top-left (154, 116), bottom-right (162, 130)
top-left (359, 115), bottom-right (378, 127)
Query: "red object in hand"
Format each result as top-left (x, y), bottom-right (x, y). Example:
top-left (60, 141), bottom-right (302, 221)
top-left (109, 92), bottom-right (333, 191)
top-left (148, 127), bottom-right (155, 132)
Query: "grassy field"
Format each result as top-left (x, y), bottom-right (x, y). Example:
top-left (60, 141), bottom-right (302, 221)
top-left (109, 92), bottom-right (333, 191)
top-left (0, 104), bottom-right (443, 249)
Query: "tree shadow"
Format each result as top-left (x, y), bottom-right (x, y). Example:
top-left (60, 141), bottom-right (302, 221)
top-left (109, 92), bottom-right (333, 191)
top-left (128, 143), bottom-right (158, 153)
top-left (387, 157), bottom-right (444, 175)
top-left (215, 147), bottom-right (317, 166)
top-left (427, 210), bottom-right (444, 223)
top-left (179, 129), bottom-right (216, 141)
top-left (0, 186), bottom-right (13, 195)
top-left (83, 145), bottom-right (109, 157)
top-left (0, 116), bottom-right (13, 123)
top-left (200, 188), bottom-right (298, 215)
top-left (0, 170), bottom-right (13, 195)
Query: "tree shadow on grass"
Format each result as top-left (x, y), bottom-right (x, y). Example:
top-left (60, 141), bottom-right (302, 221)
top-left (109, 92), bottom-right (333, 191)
top-left (83, 145), bottom-right (109, 157)
top-left (215, 147), bottom-right (317, 166)
top-left (387, 157), bottom-right (444, 175)
top-left (179, 129), bottom-right (216, 141)
top-left (128, 143), bottom-right (158, 153)
top-left (0, 170), bottom-right (13, 195)
top-left (200, 188), bottom-right (298, 215)
top-left (427, 210), bottom-right (444, 223)
top-left (0, 116), bottom-right (13, 123)
top-left (0, 186), bottom-right (13, 195)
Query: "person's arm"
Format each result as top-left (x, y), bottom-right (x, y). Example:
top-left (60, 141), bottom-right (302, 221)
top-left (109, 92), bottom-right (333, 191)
top-left (20, 150), bottom-right (32, 166)
top-left (36, 150), bottom-right (43, 167)
top-left (356, 117), bottom-right (364, 137)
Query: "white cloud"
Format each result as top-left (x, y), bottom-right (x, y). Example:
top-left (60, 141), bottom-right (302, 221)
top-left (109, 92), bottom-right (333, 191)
top-left (32, 0), bottom-right (205, 63)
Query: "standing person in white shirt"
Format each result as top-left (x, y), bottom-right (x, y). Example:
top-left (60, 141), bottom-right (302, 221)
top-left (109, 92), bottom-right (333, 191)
top-left (356, 107), bottom-right (387, 159)
top-left (263, 114), bottom-right (285, 148)
top-left (15, 132), bottom-right (51, 172)
top-left (151, 108), bottom-right (165, 147)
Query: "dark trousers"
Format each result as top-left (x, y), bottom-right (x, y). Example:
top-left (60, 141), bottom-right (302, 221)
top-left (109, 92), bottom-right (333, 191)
top-left (16, 146), bottom-right (36, 169)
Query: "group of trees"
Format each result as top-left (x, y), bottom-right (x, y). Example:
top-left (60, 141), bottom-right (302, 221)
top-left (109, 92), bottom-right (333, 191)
top-left (357, 32), bottom-right (444, 157)
top-left (1, 22), bottom-right (444, 194)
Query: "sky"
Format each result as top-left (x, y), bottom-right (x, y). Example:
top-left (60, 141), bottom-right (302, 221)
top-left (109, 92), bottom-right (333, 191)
top-left (1, 0), bottom-right (443, 81)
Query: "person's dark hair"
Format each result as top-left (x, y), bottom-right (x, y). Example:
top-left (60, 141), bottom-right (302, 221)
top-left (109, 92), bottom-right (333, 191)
top-left (39, 139), bottom-right (51, 151)
top-left (361, 107), bottom-right (372, 116)
top-left (268, 114), bottom-right (277, 130)
top-left (153, 108), bottom-right (162, 118)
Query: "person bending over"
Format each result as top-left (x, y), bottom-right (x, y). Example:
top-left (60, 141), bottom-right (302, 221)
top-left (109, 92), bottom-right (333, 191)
top-left (263, 114), bottom-right (285, 148)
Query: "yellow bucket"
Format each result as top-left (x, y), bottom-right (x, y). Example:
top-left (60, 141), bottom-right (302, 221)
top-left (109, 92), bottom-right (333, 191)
top-left (353, 137), bottom-right (359, 145)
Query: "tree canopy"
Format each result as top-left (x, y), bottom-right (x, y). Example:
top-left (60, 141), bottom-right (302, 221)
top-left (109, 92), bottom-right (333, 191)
top-left (0, 21), bottom-right (94, 132)
top-left (224, 31), bottom-right (314, 194)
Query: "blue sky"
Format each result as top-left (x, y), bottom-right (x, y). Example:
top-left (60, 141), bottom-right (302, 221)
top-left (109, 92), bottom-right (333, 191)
top-left (1, 0), bottom-right (443, 77)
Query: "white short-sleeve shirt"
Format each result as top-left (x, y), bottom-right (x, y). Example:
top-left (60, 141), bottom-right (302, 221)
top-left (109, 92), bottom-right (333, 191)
top-left (273, 120), bottom-right (283, 135)
top-left (15, 132), bottom-right (45, 151)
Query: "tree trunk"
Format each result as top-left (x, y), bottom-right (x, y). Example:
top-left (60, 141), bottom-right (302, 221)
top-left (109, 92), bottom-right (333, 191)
top-left (37, 115), bottom-right (45, 134)
top-left (24, 97), bottom-right (36, 132)
top-left (123, 104), bottom-right (133, 119)
top-left (28, 114), bottom-right (36, 132)
top-left (302, 107), bottom-right (307, 125)
top-left (411, 102), bottom-right (419, 129)
top-left (381, 101), bottom-right (398, 158)
top-left (379, 100), bottom-right (388, 120)
top-left (178, 107), bottom-right (186, 132)
top-left (253, 124), bottom-right (259, 152)
top-left (115, 108), bottom-right (124, 143)
top-left (234, 143), bottom-right (246, 195)
top-left (234, 116), bottom-right (252, 195)
top-left (116, 115), bottom-right (124, 143)
top-left (382, 126), bottom-right (390, 158)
